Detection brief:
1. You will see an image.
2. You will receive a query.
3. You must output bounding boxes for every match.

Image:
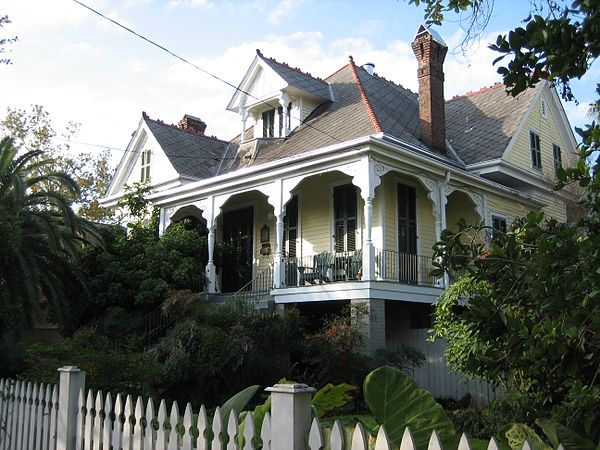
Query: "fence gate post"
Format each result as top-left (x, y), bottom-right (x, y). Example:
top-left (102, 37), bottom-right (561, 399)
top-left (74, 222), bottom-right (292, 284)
top-left (265, 383), bottom-right (315, 450)
top-left (57, 366), bottom-right (86, 450)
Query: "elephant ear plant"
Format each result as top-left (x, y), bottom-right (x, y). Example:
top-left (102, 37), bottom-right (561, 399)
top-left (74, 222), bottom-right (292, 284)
top-left (362, 366), bottom-right (457, 450)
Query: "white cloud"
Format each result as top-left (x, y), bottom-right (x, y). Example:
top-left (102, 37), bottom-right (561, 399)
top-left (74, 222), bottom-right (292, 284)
top-left (267, 0), bottom-right (307, 24)
top-left (119, 58), bottom-right (149, 73)
top-left (167, 0), bottom-right (214, 9)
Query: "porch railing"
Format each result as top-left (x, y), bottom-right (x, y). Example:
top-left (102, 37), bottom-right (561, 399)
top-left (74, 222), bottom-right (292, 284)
top-left (287, 250), bottom-right (362, 286)
top-left (284, 249), bottom-right (437, 288)
top-left (226, 264), bottom-right (274, 307)
top-left (375, 248), bottom-right (437, 287)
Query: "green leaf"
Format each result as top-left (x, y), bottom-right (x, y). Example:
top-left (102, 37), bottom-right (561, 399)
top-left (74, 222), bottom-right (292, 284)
top-left (220, 384), bottom-right (259, 423)
top-left (536, 419), bottom-right (597, 450)
top-left (363, 366), bottom-right (456, 449)
top-left (312, 383), bottom-right (357, 418)
top-left (505, 424), bottom-right (552, 450)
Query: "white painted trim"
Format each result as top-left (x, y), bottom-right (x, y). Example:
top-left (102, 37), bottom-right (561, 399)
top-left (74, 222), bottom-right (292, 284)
top-left (272, 280), bottom-right (442, 304)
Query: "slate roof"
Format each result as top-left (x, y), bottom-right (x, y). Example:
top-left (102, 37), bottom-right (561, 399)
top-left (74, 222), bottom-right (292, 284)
top-left (143, 115), bottom-right (229, 180)
top-left (445, 83), bottom-right (537, 165)
top-left (218, 58), bottom-right (461, 173)
top-left (149, 57), bottom-right (537, 178)
top-left (258, 51), bottom-right (333, 101)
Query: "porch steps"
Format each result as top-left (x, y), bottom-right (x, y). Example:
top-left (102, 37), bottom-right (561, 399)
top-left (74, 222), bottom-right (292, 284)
top-left (206, 292), bottom-right (275, 311)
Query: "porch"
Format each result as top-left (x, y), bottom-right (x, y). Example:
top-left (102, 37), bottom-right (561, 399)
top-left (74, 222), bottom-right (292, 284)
top-left (284, 248), bottom-right (437, 288)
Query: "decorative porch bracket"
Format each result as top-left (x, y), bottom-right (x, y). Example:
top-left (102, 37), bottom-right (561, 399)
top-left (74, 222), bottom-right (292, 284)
top-left (414, 173), bottom-right (448, 288)
top-left (347, 156), bottom-right (392, 281)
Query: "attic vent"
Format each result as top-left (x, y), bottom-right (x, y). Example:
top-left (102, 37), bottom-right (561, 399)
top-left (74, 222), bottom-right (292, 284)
top-left (541, 99), bottom-right (547, 118)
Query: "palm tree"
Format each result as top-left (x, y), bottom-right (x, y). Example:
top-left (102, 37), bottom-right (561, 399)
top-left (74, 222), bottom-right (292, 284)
top-left (0, 136), bottom-right (99, 330)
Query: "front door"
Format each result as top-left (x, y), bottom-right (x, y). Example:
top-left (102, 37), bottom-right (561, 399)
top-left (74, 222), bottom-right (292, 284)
top-left (397, 183), bottom-right (418, 283)
top-left (221, 207), bottom-right (254, 292)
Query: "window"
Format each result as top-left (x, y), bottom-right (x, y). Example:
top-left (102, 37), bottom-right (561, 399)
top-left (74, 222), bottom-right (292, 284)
top-left (530, 131), bottom-right (542, 170)
top-left (333, 184), bottom-right (357, 252)
top-left (262, 109), bottom-right (275, 137)
top-left (283, 195), bottom-right (298, 258)
top-left (491, 215), bottom-right (507, 240)
top-left (140, 150), bottom-right (151, 182)
top-left (553, 144), bottom-right (562, 172)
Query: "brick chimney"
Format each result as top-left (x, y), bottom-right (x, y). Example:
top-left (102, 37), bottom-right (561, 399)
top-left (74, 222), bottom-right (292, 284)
top-left (411, 24), bottom-right (448, 153)
top-left (178, 114), bottom-right (206, 135)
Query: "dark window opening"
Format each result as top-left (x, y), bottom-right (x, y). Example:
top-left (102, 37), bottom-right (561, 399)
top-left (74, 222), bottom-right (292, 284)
top-left (491, 215), bottom-right (507, 240)
top-left (262, 109), bottom-right (275, 137)
top-left (530, 131), bottom-right (542, 170)
top-left (553, 144), bottom-right (562, 172)
top-left (334, 184), bottom-right (357, 252)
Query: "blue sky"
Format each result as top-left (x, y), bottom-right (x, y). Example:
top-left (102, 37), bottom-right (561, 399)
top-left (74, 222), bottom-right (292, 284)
top-left (1, 0), bottom-right (597, 166)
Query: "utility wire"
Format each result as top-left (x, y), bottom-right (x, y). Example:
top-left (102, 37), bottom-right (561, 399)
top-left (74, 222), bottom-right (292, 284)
top-left (71, 0), bottom-right (342, 144)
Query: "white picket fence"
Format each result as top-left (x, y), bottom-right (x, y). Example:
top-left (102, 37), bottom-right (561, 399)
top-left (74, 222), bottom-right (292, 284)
top-left (0, 379), bottom-right (59, 450)
top-left (0, 367), bottom-right (590, 450)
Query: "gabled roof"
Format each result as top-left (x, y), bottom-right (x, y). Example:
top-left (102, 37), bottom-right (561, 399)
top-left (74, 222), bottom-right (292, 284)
top-left (445, 83), bottom-right (538, 165)
top-left (227, 50), bottom-right (333, 112)
top-left (257, 50), bottom-right (333, 101)
top-left (143, 114), bottom-right (229, 179)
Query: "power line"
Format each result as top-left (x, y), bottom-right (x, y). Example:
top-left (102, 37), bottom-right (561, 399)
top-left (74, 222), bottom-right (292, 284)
top-left (71, 0), bottom-right (342, 144)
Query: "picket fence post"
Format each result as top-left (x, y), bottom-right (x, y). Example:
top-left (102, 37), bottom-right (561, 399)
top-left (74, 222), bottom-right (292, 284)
top-left (57, 366), bottom-right (86, 450)
top-left (265, 383), bottom-right (315, 450)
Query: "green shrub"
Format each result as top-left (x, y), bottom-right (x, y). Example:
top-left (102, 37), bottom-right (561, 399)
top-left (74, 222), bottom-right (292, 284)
top-left (21, 327), bottom-right (162, 399)
top-left (153, 305), bottom-right (305, 407)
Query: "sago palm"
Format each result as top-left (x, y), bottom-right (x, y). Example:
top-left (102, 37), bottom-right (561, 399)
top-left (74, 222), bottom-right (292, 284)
top-left (0, 136), bottom-right (99, 328)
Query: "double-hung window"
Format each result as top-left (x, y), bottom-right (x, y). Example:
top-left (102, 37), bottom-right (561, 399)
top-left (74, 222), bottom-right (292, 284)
top-left (553, 144), bottom-right (562, 172)
top-left (140, 150), bottom-right (151, 182)
top-left (530, 131), bottom-right (542, 170)
top-left (491, 214), bottom-right (507, 240)
top-left (262, 109), bottom-right (275, 137)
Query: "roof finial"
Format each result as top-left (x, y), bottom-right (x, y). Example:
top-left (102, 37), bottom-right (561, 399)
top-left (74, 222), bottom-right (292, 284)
top-left (256, 49), bottom-right (263, 56)
top-left (348, 55), bottom-right (354, 64)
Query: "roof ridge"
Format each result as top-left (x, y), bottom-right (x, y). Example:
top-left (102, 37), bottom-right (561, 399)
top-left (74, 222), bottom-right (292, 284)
top-left (347, 56), bottom-right (383, 134)
top-left (446, 82), bottom-right (505, 103)
top-left (371, 72), bottom-right (416, 96)
top-left (142, 112), bottom-right (227, 143)
top-left (256, 49), bottom-right (328, 84)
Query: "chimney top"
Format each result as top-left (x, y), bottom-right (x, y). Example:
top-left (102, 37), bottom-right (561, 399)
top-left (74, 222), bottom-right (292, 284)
top-left (414, 23), bottom-right (447, 46)
top-left (363, 63), bottom-right (375, 75)
top-left (411, 24), bottom-right (448, 153)
top-left (178, 114), bottom-right (206, 135)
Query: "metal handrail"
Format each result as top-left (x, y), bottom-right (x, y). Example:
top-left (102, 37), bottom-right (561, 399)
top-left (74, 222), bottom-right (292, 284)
top-left (226, 264), bottom-right (274, 306)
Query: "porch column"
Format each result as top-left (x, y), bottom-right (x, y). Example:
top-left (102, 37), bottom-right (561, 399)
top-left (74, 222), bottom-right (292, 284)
top-left (200, 196), bottom-right (219, 294)
top-left (436, 178), bottom-right (449, 288)
top-left (206, 225), bottom-right (217, 293)
top-left (362, 196), bottom-right (375, 281)
top-left (266, 179), bottom-right (291, 289)
top-left (240, 107), bottom-right (248, 142)
top-left (279, 94), bottom-right (290, 137)
top-left (274, 212), bottom-right (285, 288)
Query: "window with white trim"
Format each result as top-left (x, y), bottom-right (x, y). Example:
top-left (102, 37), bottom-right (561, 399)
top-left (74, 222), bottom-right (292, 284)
top-left (262, 109), bottom-right (275, 137)
top-left (491, 214), bottom-right (507, 240)
top-left (553, 144), bottom-right (562, 172)
top-left (140, 150), bottom-right (151, 182)
top-left (530, 131), bottom-right (542, 170)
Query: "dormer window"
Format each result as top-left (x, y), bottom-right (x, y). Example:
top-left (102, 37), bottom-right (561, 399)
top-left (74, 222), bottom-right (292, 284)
top-left (140, 150), bottom-right (151, 182)
top-left (262, 109), bottom-right (275, 137)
